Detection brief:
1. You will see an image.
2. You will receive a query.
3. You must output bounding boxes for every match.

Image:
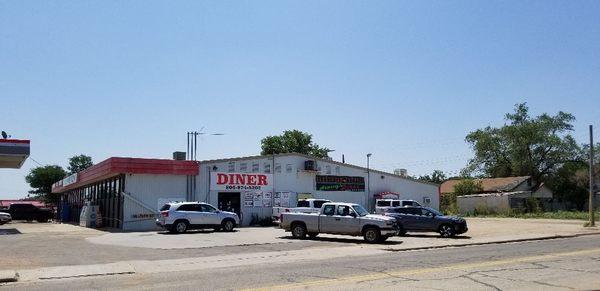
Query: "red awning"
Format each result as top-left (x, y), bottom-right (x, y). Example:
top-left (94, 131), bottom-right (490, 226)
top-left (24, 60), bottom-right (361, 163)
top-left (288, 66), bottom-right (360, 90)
top-left (52, 157), bottom-right (199, 193)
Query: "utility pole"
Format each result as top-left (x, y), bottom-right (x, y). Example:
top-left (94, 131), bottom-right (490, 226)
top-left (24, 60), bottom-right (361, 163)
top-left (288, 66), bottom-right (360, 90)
top-left (589, 125), bottom-right (595, 227)
top-left (185, 130), bottom-right (224, 202)
top-left (367, 153), bottom-right (372, 211)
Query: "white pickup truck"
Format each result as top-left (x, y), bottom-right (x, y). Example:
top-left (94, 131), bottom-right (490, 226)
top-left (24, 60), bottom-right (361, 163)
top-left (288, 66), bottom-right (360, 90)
top-left (272, 199), bottom-right (331, 221)
top-left (280, 202), bottom-right (399, 243)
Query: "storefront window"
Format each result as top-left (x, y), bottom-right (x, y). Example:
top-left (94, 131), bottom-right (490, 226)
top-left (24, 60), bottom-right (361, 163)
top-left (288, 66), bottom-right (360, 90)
top-left (264, 163), bottom-right (271, 173)
top-left (252, 163), bottom-right (259, 172)
top-left (240, 163), bottom-right (247, 172)
top-left (325, 165), bottom-right (331, 174)
top-left (228, 162), bottom-right (235, 172)
top-left (275, 163), bottom-right (281, 173)
top-left (286, 164), bottom-right (293, 173)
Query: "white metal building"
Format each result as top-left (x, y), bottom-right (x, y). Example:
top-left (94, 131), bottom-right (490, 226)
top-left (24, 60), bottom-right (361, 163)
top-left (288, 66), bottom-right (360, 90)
top-left (54, 153), bottom-right (439, 230)
top-left (196, 153), bottom-right (439, 226)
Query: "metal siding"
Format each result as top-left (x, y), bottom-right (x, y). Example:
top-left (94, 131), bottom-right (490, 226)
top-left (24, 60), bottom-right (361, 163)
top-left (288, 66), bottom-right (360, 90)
top-left (198, 154), bottom-right (440, 222)
top-left (122, 174), bottom-right (187, 231)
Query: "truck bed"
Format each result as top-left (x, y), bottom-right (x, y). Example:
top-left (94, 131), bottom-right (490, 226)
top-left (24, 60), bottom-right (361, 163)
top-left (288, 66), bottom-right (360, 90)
top-left (280, 212), bottom-right (321, 233)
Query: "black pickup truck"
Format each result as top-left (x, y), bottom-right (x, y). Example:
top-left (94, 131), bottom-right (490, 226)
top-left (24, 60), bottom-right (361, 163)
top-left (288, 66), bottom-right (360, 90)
top-left (4, 204), bottom-right (53, 222)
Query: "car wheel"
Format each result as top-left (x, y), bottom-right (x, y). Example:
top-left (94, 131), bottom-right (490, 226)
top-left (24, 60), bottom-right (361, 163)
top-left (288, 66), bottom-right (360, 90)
top-left (308, 232), bottom-right (318, 239)
top-left (363, 227), bottom-right (381, 243)
top-left (174, 220), bottom-right (188, 234)
top-left (398, 225), bottom-right (407, 236)
top-left (0, 221), bottom-right (6, 225)
top-left (222, 219), bottom-right (235, 232)
top-left (291, 223), bottom-right (307, 239)
top-left (439, 224), bottom-right (456, 238)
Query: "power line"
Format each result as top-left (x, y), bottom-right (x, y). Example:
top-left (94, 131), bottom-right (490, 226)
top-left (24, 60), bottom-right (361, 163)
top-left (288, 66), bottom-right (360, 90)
top-left (28, 157), bottom-right (44, 166)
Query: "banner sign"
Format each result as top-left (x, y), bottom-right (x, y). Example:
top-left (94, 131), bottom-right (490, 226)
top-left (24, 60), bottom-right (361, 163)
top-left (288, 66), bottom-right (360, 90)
top-left (316, 175), bottom-right (365, 192)
top-left (62, 173), bottom-right (78, 187)
top-left (211, 172), bottom-right (273, 191)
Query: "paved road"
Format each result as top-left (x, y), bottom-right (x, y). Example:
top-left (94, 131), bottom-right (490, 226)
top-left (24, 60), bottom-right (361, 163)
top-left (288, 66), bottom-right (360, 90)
top-left (4, 235), bottom-right (600, 291)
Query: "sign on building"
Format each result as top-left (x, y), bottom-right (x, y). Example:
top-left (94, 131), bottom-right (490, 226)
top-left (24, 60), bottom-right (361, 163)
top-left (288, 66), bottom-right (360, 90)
top-left (211, 172), bottom-right (273, 191)
top-left (316, 175), bottom-right (365, 192)
top-left (62, 173), bottom-right (78, 187)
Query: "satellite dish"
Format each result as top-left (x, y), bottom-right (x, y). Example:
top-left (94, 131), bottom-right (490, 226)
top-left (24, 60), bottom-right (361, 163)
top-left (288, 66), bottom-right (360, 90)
top-left (1, 131), bottom-right (7, 139)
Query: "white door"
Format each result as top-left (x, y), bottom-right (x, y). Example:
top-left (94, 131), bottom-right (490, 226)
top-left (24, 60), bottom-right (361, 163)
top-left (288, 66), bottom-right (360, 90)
top-left (200, 204), bottom-right (221, 225)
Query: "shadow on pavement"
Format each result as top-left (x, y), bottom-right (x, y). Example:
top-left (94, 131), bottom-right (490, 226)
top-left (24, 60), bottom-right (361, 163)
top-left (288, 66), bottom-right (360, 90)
top-left (157, 229), bottom-right (240, 235)
top-left (402, 234), bottom-right (472, 239)
top-left (278, 235), bottom-right (404, 245)
top-left (0, 228), bottom-right (22, 235)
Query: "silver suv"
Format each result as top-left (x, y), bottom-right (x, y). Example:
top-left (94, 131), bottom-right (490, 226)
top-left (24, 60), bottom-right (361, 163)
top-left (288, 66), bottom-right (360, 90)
top-left (156, 202), bottom-right (240, 234)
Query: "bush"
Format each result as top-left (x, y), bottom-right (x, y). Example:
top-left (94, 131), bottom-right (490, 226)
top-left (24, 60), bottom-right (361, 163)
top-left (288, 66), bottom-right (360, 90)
top-left (249, 214), bottom-right (275, 227)
top-left (525, 197), bottom-right (542, 213)
top-left (440, 193), bottom-right (458, 215)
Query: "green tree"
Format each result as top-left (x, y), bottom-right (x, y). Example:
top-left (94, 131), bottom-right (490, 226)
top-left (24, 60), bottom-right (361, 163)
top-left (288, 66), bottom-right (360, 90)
top-left (464, 103), bottom-right (580, 181)
top-left (25, 165), bottom-right (67, 204)
top-left (261, 130), bottom-right (331, 158)
top-left (68, 154), bottom-right (93, 174)
top-left (418, 170), bottom-right (447, 184)
top-left (549, 161), bottom-right (589, 210)
top-left (453, 179), bottom-right (484, 196)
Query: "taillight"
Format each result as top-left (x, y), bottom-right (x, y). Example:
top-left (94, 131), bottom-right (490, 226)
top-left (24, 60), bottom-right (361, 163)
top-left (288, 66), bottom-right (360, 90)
top-left (161, 211), bottom-right (169, 217)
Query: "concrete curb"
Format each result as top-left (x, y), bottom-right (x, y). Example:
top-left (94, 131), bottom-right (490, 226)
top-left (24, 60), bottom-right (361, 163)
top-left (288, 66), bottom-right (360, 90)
top-left (384, 231), bottom-right (600, 252)
top-left (0, 271), bottom-right (18, 283)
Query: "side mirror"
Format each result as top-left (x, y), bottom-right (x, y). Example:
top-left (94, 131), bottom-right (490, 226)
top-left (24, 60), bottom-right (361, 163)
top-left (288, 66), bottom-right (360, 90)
top-left (350, 212), bottom-right (357, 218)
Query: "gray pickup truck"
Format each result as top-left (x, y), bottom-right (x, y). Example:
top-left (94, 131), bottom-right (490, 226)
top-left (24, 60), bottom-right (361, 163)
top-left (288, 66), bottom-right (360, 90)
top-left (280, 202), bottom-right (399, 243)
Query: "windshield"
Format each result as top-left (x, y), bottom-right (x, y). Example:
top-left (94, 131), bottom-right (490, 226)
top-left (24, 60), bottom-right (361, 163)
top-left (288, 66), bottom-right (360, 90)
top-left (352, 205), bottom-right (369, 217)
top-left (425, 207), bottom-right (443, 216)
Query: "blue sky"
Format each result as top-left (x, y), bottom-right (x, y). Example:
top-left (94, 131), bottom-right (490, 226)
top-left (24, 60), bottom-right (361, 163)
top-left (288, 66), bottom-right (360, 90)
top-left (1, 1), bottom-right (599, 199)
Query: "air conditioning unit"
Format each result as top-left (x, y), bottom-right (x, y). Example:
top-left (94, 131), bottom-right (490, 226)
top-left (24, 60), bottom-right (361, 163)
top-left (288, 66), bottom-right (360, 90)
top-left (305, 160), bottom-right (316, 171)
top-left (173, 151), bottom-right (186, 161)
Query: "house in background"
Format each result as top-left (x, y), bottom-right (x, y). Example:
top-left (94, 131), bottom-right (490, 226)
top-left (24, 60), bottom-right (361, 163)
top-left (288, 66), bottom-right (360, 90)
top-left (440, 176), bottom-right (554, 214)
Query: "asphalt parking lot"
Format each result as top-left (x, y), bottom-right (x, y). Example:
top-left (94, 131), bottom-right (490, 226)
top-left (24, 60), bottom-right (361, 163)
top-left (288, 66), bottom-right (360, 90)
top-left (1, 218), bottom-right (599, 271)
top-left (88, 217), bottom-right (600, 250)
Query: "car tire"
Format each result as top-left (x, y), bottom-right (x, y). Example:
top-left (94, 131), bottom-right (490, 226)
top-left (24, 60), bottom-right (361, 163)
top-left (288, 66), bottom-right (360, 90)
top-left (363, 227), bottom-right (381, 244)
top-left (0, 221), bottom-right (6, 225)
top-left (173, 220), bottom-right (188, 234)
top-left (398, 225), bottom-right (407, 236)
top-left (439, 224), bottom-right (456, 238)
top-left (308, 232), bottom-right (318, 239)
top-left (291, 223), bottom-right (307, 239)
top-left (222, 219), bottom-right (235, 232)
